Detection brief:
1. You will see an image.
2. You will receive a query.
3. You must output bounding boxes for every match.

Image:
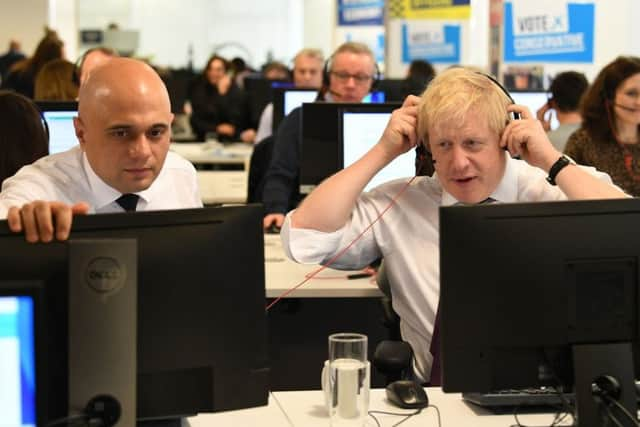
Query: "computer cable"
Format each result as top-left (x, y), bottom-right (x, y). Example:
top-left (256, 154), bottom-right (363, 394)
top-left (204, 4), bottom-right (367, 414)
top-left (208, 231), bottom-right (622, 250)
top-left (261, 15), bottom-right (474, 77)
top-left (368, 406), bottom-right (442, 427)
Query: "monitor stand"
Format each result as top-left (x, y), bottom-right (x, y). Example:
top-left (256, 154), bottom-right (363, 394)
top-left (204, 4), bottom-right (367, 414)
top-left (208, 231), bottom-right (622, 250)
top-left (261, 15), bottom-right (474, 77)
top-left (573, 343), bottom-right (637, 427)
top-left (67, 239), bottom-right (137, 427)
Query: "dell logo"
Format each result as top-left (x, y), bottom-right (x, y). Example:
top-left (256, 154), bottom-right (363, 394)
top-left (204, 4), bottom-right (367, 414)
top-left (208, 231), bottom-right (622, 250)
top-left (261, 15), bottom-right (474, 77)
top-left (86, 257), bottom-right (126, 295)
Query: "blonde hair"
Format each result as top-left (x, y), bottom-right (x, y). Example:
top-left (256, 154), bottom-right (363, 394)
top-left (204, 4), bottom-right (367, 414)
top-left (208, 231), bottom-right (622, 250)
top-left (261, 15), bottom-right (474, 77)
top-left (293, 48), bottom-right (324, 64)
top-left (417, 67), bottom-right (511, 147)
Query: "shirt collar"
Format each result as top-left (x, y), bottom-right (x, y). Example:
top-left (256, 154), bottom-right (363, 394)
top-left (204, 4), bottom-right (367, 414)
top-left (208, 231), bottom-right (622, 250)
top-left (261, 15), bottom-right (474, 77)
top-left (439, 154), bottom-right (519, 206)
top-left (82, 151), bottom-right (156, 209)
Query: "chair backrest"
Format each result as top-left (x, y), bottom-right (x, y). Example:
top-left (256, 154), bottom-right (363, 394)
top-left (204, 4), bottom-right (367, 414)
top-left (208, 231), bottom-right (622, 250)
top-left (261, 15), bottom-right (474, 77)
top-left (247, 135), bottom-right (275, 204)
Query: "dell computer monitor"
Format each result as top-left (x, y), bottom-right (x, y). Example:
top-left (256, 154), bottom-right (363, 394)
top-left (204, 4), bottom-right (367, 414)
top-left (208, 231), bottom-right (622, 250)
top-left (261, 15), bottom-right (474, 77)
top-left (510, 91), bottom-right (560, 130)
top-left (0, 205), bottom-right (268, 424)
top-left (299, 102), bottom-right (401, 194)
top-left (341, 106), bottom-right (414, 192)
top-left (36, 102), bottom-right (79, 155)
top-left (440, 199), bottom-right (640, 424)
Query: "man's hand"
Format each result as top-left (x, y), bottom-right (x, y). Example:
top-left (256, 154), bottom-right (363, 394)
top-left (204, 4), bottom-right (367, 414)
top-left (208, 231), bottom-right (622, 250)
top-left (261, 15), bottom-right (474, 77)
top-left (240, 129), bottom-right (256, 143)
top-left (216, 123), bottom-right (236, 137)
top-left (535, 102), bottom-right (552, 132)
top-left (501, 105), bottom-right (560, 172)
top-left (7, 201), bottom-right (90, 243)
top-left (378, 95), bottom-right (420, 160)
top-left (263, 213), bottom-right (285, 230)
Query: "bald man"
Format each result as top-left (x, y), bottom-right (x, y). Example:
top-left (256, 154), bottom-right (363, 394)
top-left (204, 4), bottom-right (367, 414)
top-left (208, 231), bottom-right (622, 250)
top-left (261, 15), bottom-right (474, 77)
top-left (0, 58), bottom-right (202, 242)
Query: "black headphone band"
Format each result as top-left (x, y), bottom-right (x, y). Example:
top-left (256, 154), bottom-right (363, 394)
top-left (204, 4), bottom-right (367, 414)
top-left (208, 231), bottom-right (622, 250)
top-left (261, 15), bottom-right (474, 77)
top-left (322, 52), bottom-right (381, 91)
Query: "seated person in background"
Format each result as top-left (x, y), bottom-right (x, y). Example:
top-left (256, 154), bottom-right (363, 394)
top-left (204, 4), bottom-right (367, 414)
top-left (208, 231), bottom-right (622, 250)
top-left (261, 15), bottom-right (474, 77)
top-left (1, 30), bottom-right (64, 98)
top-left (0, 90), bottom-right (49, 184)
top-left (0, 57), bottom-right (202, 243)
top-left (254, 48), bottom-right (325, 144)
top-left (34, 58), bottom-right (79, 101)
top-left (262, 61), bottom-right (291, 81)
top-left (564, 56), bottom-right (640, 196)
top-left (0, 39), bottom-right (26, 83)
top-left (280, 67), bottom-right (627, 384)
top-left (535, 70), bottom-right (588, 152)
top-left (400, 59), bottom-right (435, 99)
top-left (189, 54), bottom-right (252, 142)
top-left (262, 41), bottom-right (377, 230)
top-left (76, 46), bottom-right (118, 86)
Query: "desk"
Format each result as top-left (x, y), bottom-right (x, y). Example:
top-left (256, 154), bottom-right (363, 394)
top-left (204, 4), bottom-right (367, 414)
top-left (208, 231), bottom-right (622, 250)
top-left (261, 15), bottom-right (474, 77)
top-left (171, 142), bottom-right (253, 204)
top-left (272, 388), bottom-right (573, 426)
top-left (187, 388), bottom-right (573, 426)
top-left (264, 234), bottom-right (387, 391)
top-left (186, 393), bottom-right (290, 427)
top-left (170, 141), bottom-right (252, 166)
top-left (264, 234), bottom-right (383, 299)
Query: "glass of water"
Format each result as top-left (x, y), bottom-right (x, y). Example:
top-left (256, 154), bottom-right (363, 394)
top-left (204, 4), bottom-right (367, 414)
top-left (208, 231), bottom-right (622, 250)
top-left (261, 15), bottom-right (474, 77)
top-left (327, 333), bottom-right (369, 427)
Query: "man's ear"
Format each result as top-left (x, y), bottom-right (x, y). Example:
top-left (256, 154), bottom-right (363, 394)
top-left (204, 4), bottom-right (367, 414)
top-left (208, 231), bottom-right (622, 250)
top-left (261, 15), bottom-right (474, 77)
top-left (73, 116), bottom-right (85, 147)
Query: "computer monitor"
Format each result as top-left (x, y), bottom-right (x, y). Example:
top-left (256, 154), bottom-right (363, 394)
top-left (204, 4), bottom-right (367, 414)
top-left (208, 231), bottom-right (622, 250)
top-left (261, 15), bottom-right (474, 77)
top-left (0, 283), bottom-right (42, 427)
top-left (440, 199), bottom-right (640, 425)
top-left (244, 77), bottom-right (293, 129)
top-left (376, 78), bottom-right (405, 102)
top-left (0, 205), bottom-right (269, 424)
top-left (341, 106), bottom-right (414, 191)
top-left (36, 102), bottom-right (79, 155)
top-left (510, 91), bottom-right (560, 130)
top-left (299, 102), bottom-right (401, 194)
top-left (271, 88), bottom-right (386, 135)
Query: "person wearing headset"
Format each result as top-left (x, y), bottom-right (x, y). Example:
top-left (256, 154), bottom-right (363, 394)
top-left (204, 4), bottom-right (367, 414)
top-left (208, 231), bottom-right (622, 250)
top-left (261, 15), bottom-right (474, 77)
top-left (262, 41), bottom-right (377, 231)
top-left (279, 67), bottom-right (627, 384)
top-left (535, 70), bottom-right (588, 152)
top-left (254, 48), bottom-right (325, 144)
top-left (564, 56), bottom-right (640, 196)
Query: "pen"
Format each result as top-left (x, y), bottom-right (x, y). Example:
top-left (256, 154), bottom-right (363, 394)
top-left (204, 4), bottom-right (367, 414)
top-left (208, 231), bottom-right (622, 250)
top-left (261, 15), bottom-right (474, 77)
top-left (347, 273), bottom-right (371, 280)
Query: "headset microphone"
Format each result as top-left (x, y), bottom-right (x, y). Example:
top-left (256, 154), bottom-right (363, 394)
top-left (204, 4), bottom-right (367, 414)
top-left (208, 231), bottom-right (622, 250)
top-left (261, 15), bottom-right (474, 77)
top-left (614, 103), bottom-right (639, 112)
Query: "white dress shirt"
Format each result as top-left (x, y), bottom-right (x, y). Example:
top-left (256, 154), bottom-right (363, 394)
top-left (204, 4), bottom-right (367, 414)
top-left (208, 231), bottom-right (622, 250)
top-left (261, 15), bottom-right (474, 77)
top-left (255, 103), bottom-right (274, 144)
top-left (280, 155), bottom-right (617, 383)
top-left (0, 145), bottom-right (203, 218)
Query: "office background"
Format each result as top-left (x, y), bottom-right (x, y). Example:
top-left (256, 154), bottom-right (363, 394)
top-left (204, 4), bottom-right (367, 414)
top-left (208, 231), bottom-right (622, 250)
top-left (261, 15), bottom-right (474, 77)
top-left (2, 0), bottom-right (640, 80)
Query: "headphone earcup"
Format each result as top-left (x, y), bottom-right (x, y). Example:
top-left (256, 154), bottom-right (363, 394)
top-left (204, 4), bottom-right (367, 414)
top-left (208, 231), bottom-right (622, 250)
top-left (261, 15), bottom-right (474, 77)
top-left (322, 56), bottom-right (332, 88)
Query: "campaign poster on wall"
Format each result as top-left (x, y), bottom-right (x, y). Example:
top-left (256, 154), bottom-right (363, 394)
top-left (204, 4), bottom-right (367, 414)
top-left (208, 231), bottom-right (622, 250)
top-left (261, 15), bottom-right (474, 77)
top-left (401, 21), bottom-right (461, 64)
top-left (503, 0), bottom-right (594, 62)
top-left (337, 0), bottom-right (385, 26)
top-left (388, 0), bottom-right (471, 19)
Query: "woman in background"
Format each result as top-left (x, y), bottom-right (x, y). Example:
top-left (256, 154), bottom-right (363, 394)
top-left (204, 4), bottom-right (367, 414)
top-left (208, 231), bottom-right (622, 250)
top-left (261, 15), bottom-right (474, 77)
top-left (0, 90), bottom-right (49, 185)
top-left (564, 56), bottom-right (640, 196)
top-left (34, 58), bottom-right (79, 101)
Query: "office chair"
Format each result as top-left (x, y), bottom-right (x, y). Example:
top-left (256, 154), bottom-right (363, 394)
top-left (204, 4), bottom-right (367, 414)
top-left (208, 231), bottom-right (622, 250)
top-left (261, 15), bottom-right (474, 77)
top-left (247, 135), bottom-right (275, 204)
top-left (372, 261), bottom-right (414, 384)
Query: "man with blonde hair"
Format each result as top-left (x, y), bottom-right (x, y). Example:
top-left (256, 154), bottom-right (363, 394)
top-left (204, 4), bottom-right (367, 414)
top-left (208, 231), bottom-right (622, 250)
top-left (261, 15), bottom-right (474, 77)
top-left (279, 67), bottom-right (626, 384)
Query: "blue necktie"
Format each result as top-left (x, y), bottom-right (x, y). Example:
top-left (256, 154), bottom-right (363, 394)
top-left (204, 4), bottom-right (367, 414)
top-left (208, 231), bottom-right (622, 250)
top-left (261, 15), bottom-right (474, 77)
top-left (115, 194), bottom-right (139, 212)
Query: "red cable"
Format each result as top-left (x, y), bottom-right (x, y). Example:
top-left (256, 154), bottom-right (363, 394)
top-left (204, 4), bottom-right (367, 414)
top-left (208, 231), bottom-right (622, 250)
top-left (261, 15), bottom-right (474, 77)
top-left (265, 175), bottom-right (418, 311)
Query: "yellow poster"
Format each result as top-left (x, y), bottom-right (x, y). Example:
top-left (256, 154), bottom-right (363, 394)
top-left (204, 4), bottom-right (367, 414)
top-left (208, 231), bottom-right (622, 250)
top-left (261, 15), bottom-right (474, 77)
top-left (388, 0), bottom-right (471, 19)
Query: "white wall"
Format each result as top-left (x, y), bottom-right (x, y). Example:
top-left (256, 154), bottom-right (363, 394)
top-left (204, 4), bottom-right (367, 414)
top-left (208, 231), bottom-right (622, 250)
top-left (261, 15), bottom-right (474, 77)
top-left (0, 0), bottom-right (49, 56)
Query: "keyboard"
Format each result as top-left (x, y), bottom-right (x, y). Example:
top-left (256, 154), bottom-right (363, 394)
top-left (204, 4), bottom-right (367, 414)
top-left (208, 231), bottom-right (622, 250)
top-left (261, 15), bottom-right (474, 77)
top-left (462, 388), bottom-right (574, 409)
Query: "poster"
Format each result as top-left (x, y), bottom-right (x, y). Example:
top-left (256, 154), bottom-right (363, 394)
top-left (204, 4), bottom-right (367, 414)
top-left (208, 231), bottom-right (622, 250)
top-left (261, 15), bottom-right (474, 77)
top-left (389, 0), bottom-right (471, 20)
top-left (503, 1), bottom-right (594, 62)
top-left (338, 0), bottom-right (385, 26)
top-left (401, 21), bottom-right (461, 64)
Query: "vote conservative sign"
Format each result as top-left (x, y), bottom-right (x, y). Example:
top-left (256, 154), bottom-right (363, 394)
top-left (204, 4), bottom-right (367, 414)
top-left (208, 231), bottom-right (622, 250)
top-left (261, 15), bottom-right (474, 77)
top-left (503, 1), bottom-right (594, 63)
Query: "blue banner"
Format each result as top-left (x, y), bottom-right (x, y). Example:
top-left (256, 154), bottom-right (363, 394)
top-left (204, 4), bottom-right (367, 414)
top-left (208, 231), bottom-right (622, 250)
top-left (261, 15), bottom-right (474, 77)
top-left (338, 0), bottom-right (385, 26)
top-left (503, 2), bottom-right (594, 63)
top-left (401, 22), bottom-right (460, 64)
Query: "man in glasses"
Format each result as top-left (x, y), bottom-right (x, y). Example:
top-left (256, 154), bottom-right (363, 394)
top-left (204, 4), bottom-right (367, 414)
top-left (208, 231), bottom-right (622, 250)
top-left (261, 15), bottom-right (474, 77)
top-left (262, 42), bottom-right (377, 231)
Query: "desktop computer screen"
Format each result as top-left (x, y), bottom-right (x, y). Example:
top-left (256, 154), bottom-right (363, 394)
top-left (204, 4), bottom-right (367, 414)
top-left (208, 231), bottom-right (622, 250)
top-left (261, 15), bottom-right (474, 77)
top-left (0, 205), bottom-right (269, 424)
top-left (439, 199), bottom-right (640, 424)
top-left (299, 102), bottom-right (401, 194)
top-left (342, 107), bottom-right (415, 191)
top-left (0, 292), bottom-right (37, 427)
top-left (272, 88), bottom-right (386, 135)
top-left (36, 102), bottom-right (79, 155)
top-left (510, 91), bottom-right (559, 130)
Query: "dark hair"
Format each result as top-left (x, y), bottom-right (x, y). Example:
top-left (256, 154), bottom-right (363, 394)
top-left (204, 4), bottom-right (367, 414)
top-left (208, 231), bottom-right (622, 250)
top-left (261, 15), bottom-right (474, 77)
top-left (12, 31), bottom-right (64, 79)
top-left (0, 90), bottom-right (49, 185)
top-left (262, 61), bottom-right (291, 81)
top-left (581, 56), bottom-right (640, 142)
top-left (204, 55), bottom-right (229, 76)
top-left (403, 59), bottom-right (436, 96)
top-left (548, 71), bottom-right (588, 112)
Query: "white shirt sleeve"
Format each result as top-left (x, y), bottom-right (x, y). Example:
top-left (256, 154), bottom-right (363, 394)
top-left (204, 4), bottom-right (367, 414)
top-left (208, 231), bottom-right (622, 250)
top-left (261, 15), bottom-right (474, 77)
top-left (254, 103), bottom-right (274, 144)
